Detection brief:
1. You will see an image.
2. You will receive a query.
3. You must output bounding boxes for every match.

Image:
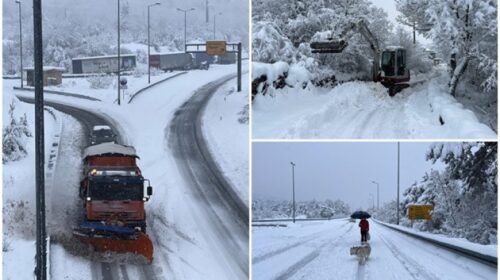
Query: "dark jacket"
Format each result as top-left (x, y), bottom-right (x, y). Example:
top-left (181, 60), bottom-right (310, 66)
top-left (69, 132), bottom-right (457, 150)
top-left (359, 219), bottom-right (369, 231)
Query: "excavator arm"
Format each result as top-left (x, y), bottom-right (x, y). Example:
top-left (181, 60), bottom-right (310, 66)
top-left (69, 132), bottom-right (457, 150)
top-left (310, 20), bottom-right (381, 81)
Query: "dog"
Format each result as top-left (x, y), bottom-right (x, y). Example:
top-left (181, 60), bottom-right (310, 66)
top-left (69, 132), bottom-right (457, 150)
top-left (350, 244), bottom-right (371, 265)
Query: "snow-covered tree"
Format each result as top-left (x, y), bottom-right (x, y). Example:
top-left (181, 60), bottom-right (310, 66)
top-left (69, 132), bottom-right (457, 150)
top-left (424, 0), bottom-right (497, 96)
top-left (3, 100), bottom-right (32, 163)
top-left (397, 142), bottom-right (498, 244)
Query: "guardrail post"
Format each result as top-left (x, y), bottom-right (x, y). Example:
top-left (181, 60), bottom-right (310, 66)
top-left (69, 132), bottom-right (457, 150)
top-left (237, 42), bottom-right (242, 92)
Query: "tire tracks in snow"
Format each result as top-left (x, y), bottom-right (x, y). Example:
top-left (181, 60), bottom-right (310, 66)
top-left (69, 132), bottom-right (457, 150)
top-left (16, 94), bottom-right (157, 280)
top-left (377, 230), bottom-right (440, 280)
top-left (253, 221), bottom-right (350, 265)
top-left (272, 223), bottom-right (355, 280)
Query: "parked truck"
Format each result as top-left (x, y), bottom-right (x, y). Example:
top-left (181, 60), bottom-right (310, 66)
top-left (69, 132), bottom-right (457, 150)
top-left (74, 142), bottom-right (154, 263)
top-left (150, 52), bottom-right (213, 71)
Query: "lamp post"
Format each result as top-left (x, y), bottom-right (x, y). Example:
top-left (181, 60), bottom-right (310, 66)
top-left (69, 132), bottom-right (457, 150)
top-left (148, 2), bottom-right (161, 84)
top-left (16, 0), bottom-right (23, 88)
top-left (397, 142), bottom-right (400, 225)
top-left (117, 0), bottom-right (121, 105)
top-left (177, 8), bottom-right (195, 49)
top-left (369, 193), bottom-right (374, 209)
top-left (371, 181), bottom-right (379, 210)
top-left (213, 12), bottom-right (221, 40)
top-left (290, 161), bottom-right (296, 223)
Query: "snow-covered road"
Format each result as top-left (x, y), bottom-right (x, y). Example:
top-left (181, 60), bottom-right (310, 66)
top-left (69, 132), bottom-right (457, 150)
top-left (252, 220), bottom-right (496, 280)
top-left (252, 70), bottom-right (496, 139)
top-left (7, 63), bottom-right (249, 280)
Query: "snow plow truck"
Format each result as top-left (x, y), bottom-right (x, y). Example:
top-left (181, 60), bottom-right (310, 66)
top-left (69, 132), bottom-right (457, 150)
top-left (74, 142), bottom-right (154, 263)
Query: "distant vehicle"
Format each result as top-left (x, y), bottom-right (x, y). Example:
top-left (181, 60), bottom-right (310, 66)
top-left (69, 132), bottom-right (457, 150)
top-left (150, 52), bottom-right (213, 72)
top-left (90, 125), bottom-right (116, 145)
top-left (72, 54), bottom-right (136, 74)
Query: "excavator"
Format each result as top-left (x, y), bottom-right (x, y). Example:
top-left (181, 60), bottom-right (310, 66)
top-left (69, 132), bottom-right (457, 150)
top-left (310, 20), bottom-right (410, 96)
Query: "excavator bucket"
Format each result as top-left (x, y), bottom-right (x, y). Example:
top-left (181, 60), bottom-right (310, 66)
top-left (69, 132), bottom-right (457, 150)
top-left (310, 40), bottom-right (348, 53)
top-left (73, 222), bottom-right (154, 264)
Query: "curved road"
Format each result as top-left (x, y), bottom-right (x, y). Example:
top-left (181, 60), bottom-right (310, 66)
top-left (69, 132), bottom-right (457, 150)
top-left (16, 95), bottom-right (153, 280)
top-left (168, 75), bottom-right (249, 278)
top-left (16, 74), bottom-right (249, 279)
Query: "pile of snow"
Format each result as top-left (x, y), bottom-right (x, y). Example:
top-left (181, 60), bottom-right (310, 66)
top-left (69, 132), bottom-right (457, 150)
top-left (252, 70), bottom-right (497, 139)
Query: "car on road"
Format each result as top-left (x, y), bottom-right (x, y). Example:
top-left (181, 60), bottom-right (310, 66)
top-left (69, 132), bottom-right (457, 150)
top-left (90, 125), bottom-right (116, 145)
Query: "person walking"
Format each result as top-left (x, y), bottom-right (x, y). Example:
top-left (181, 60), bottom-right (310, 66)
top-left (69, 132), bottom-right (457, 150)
top-left (359, 218), bottom-right (369, 243)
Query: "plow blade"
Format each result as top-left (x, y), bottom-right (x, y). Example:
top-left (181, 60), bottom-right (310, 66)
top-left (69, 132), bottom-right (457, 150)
top-left (73, 222), bottom-right (153, 263)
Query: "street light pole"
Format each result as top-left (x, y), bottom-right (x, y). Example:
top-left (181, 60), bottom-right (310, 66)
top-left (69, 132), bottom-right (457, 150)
top-left (16, 0), bottom-right (23, 88)
top-left (177, 8), bottom-right (195, 49)
top-left (213, 12), bottom-right (221, 40)
top-left (369, 193), bottom-right (374, 209)
top-left (397, 142), bottom-right (401, 225)
top-left (117, 0), bottom-right (121, 105)
top-left (290, 162), bottom-right (296, 223)
top-left (148, 3), bottom-right (161, 84)
top-left (33, 0), bottom-right (46, 278)
top-left (371, 181), bottom-right (379, 210)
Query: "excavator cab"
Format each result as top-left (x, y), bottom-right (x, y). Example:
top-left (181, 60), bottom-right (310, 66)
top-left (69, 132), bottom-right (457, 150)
top-left (379, 47), bottom-right (410, 96)
top-left (380, 47), bottom-right (407, 78)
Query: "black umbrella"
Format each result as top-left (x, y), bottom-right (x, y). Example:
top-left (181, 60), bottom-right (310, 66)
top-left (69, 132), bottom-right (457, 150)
top-left (350, 211), bottom-right (371, 219)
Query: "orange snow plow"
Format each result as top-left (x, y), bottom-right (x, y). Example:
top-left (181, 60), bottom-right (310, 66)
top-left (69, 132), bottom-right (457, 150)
top-left (75, 143), bottom-right (154, 263)
top-left (73, 222), bottom-right (154, 263)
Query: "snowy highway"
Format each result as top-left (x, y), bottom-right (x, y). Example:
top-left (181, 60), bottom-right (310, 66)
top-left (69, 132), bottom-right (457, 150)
top-left (252, 219), bottom-right (496, 280)
top-left (8, 63), bottom-right (249, 280)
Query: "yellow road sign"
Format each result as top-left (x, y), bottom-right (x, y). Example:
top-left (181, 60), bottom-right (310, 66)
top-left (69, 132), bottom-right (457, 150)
top-left (206, 41), bottom-right (226, 55)
top-left (408, 205), bottom-right (433, 220)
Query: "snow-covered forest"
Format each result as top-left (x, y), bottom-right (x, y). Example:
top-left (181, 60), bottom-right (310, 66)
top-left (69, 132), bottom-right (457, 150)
top-left (252, 0), bottom-right (497, 135)
top-left (252, 199), bottom-right (351, 219)
top-left (376, 142), bottom-right (497, 245)
top-left (3, 0), bottom-right (248, 74)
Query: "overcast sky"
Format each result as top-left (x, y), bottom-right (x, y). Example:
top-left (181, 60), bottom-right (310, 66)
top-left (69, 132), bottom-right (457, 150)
top-left (252, 142), bottom-right (446, 210)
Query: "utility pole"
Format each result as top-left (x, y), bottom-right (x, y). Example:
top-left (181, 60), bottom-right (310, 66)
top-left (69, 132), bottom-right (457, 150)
top-left (177, 7), bottom-right (195, 49)
top-left (117, 0), bottom-right (121, 105)
top-left (290, 162), bottom-right (296, 223)
top-left (33, 0), bottom-right (46, 278)
top-left (213, 12), bottom-right (221, 40)
top-left (397, 142), bottom-right (400, 225)
top-left (16, 0), bottom-right (23, 88)
top-left (205, 0), bottom-right (209, 23)
top-left (237, 42), bottom-right (242, 92)
top-left (371, 181), bottom-right (379, 210)
top-left (148, 3), bottom-right (161, 84)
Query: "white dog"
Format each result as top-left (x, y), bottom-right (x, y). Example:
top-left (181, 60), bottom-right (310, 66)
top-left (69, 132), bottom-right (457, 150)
top-left (350, 244), bottom-right (371, 265)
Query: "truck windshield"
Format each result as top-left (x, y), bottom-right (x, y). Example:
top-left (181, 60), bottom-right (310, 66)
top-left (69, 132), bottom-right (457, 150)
top-left (88, 177), bottom-right (143, 201)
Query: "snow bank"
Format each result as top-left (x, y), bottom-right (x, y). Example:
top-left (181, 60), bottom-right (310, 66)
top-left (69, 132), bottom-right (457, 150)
top-left (201, 74), bottom-right (249, 206)
top-left (252, 69), bottom-right (497, 139)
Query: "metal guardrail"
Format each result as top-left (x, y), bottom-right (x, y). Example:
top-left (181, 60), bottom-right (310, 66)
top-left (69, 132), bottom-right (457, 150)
top-left (13, 86), bottom-right (101, 101)
top-left (127, 71), bottom-right (187, 104)
top-left (375, 220), bottom-right (497, 267)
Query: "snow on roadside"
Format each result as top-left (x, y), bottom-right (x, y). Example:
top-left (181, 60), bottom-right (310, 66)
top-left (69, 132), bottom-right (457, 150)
top-left (376, 220), bottom-right (497, 258)
top-left (3, 84), bottom-right (57, 280)
top-left (41, 71), bottom-right (183, 103)
top-left (201, 74), bottom-right (249, 206)
top-left (252, 69), bottom-right (497, 139)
